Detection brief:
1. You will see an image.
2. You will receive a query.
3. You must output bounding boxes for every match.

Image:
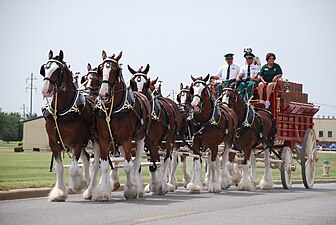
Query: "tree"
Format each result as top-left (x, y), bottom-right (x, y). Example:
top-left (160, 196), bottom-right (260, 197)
top-left (0, 109), bottom-right (23, 142)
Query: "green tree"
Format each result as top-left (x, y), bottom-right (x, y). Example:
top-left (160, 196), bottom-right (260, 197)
top-left (0, 109), bottom-right (23, 142)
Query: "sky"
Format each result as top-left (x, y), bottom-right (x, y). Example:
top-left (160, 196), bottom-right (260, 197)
top-left (0, 0), bottom-right (335, 117)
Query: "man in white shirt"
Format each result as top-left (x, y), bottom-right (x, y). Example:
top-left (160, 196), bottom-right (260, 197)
top-left (236, 51), bottom-right (260, 101)
top-left (212, 53), bottom-right (240, 96)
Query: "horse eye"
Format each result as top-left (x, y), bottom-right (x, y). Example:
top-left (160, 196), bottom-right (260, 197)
top-left (137, 77), bottom-right (141, 82)
top-left (89, 75), bottom-right (93, 79)
top-left (182, 93), bottom-right (185, 96)
top-left (106, 63), bottom-right (110, 68)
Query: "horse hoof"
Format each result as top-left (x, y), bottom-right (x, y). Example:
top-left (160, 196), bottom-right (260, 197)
top-left (50, 198), bottom-right (65, 202)
top-left (113, 182), bottom-right (121, 191)
top-left (124, 187), bottom-right (138, 200)
top-left (238, 182), bottom-right (256, 191)
top-left (83, 189), bottom-right (92, 200)
top-left (167, 183), bottom-right (176, 192)
top-left (144, 184), bottom-right (151, 193)
top-left (187, 183), bottom-right (202, 194)
top-left (208, 183), bottom-right (221, 193)
top-left (259, 178), bottom-right (274, 190)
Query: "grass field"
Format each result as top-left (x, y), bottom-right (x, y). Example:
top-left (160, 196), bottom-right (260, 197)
top-left (0, 142), bottom-right (335, 191)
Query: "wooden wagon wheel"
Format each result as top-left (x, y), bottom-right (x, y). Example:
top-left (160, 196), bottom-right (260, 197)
top-left (301, 128), bottom-right (318, 188)
top-left (280, 147), bottom-right (293, 189)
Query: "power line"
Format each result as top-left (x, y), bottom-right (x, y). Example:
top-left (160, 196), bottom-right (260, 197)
top-left (25, 73), bottom-right (37, 116)
top-left (314, 102), bottom-right (336, 108)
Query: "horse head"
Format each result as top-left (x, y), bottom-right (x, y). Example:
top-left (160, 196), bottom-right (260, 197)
top-left (83, 63), bottom-right (100, 93)
top-left (221, 87), bottom-right (244, 109)
top-left (128, 64), bottom-right (150, 94)
top-left (190, 74), bottom-right (210, 113)
top-left (98, 50), bottom-right (123, 100)
top-left (177, 83), bottom-right (192, 111)
top-left (40, 50), bottom-right (69, 98)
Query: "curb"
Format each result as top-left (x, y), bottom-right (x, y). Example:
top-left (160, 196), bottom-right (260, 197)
top-left (1, 180), bottom-right (335, 201)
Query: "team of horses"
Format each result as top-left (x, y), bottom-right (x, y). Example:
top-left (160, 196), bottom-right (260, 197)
top-left (40, 50), bottom-right (277, 202)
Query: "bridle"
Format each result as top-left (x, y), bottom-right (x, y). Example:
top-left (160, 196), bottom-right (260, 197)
top-left (99, 57), bottom-right (123, 99)
top-left (40, 59), bottom-right (67, 92)
top-left (191, 80), bottom-right (211, 112)
top-left (177, 88), bottom-right (192, 111)
top-left (221, 88), bottom-right (239, 107)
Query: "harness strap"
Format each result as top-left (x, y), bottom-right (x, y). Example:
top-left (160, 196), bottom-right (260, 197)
top-left (101, 95), bottom-right (116, 150)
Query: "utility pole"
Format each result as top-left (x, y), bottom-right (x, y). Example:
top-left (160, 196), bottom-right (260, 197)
top-left (25, 73), bottom-right (37, 117)
top-left (167, 89), bottom-right (176, 100)
top-left (20, 104), bottom-right (28, 120)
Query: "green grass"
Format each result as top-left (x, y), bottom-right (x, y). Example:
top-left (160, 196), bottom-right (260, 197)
top-left (0, 145), bottom-right (335, 191)
top-left (0, 140), bottom-right (20, 148)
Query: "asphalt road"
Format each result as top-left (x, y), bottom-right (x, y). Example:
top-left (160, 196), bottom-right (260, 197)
top-left (1, 183), bottom-right (335, 225)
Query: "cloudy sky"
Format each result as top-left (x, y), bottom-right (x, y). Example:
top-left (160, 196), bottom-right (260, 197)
top-left (0, 0), bottom-right (335, 117)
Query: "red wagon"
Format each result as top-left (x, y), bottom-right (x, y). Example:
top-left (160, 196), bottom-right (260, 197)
top-left (251, 80), bottom-right (320, 189)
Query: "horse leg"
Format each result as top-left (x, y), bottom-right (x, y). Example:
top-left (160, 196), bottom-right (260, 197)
top-left (92, 140), bottom-right (112, 201)
top-left (167, 152), bottom-right (178, 191)
top-left (68, 148), bottom-right (87, 193)
top-left (49, 152), bottom-right (68, 202)
top-left (221, 147), bottom-right (233, 190)
top-left (187, 158), bottom-right (203, 193)
top-left (134, 137), bottom-right (145, 197)
top-left (227, 152), bottom-right (242, 186)
top-left (146, 139), bottom-right (163, 195)
top-left (180, 155), bottom-right (191, 188)
top-left (83, 141), bottom-right (100, 199)
top-left (250, 150), bottom-right (260, 186)
top-left (259, 148), bottom-right (274, 190)
top-left (123, 137), bottom-right (142, 200)
top-left (159, 139), bottom-right (175, 195)
top-left (80, 149), bottom-right (90, 185)
top-left (208, 146), bottom-right (221, 193)
top-left (110, 146), bottom-right (122, 191)
top-left (204, 154), bottom-right (210, 188)
top-left (238, 150), bottom-right (256, 191)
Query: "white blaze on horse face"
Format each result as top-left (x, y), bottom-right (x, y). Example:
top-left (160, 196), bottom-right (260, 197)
top-left (191, 83), bottom-right (205, 112)
top-left (41, 62), bottom-right (59, 98)
top-left (135, 76), bottom-right (147, 93)
top-left (87, 74), bottom-right (93, 89)
top-left (222, 92), bottom-right (229, 105)
top-left (180, 92), bottom-right (187, 105)
top-left (99, 64), bottom-right (111, 99)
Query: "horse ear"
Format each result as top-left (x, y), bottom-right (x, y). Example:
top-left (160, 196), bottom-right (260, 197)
top-left (48, 50), bottom-right (53, 59)
top-left (102, 50), bottom-right (107, 60)
top-left (129, 79), bottom-right (137, 91)
top-left (87, 63), bottom-right (92, 72)
top-left (81, 76), bottom-right (87, 85)
top-left (191, 75), bottom-right (196, 82)
top-left (151, 77), bottom-right (158, 85)
top-left (143, 64), bottom-right (150, 74)
top-left (128, 65), bottom-right (136, 75)
top-left (115, 51), bottom-right (123, 61)
top-left (40, 65), bottom-right (45, 77)
top-left (204, 74), bottom-right (210, 82)
top-left (59, 50), bottom-right (64, 62)
top-left (180, 83), bottom-right (183, 90)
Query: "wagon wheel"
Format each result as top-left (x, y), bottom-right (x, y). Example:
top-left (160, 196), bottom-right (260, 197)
top-left (301, 129), bottom-right (318, 188)
top-left (280, 147), bottom-right (293, 189)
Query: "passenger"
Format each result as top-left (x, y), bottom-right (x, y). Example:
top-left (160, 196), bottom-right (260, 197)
top-left (212, 53), bottom-right (240, 96)
top-left (258, 52), bottom-right (283, 109)
top-left (236, 51), bottom-right (260, 101)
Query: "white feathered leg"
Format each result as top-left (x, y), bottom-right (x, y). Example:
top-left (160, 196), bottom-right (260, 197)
top-left (160, 157), bottom-right (170, 195)
top-left (124, 138), bottom-right (145, 199)
top-left (187, 158), bottom-right (203, 193)
top-left (259, 148), bottom-right (274, 190)
top-left (204, 155), bottom-right (210, 188)
top-left (238, 163), bottom-right (256, 191)
top-left (180, 156), bottom-right (191, 188)
top-left (208, 155), bottom-right (221, 193)
top-left (80, 150), bottom-right (90, 185)
top-left (167, 153), bottom-right (178, 192)
top-left (250, 151), bottom-right (260, 186)
top-left (110, 147), bottom-right (122, 191)
top-left (49, 158), bottom-right (68, 202)
top-left (83, 142), bottom-right (100, 199)
top-left (221, 147), bottom-right (232, 190)
top-left (68, 158), bottom-right (86, 193)
top-left (92, 160), bottom-right (112, 201)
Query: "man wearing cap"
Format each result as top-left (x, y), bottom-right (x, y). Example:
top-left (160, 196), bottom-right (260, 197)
top-left (236, 51), bottom-right (260, 101)
top-left (212, 53), bottom-right (240, 96)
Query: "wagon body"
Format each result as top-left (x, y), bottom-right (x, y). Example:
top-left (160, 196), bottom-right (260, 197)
top-left (251, 80), bottom-right (319, 189)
